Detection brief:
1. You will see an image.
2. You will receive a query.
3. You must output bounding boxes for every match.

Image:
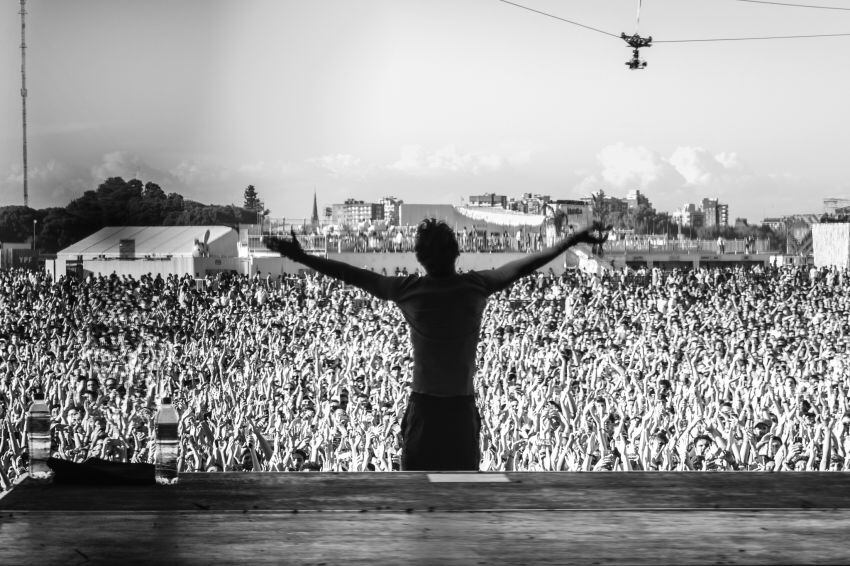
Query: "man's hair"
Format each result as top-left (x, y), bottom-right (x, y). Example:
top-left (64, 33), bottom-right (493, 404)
top-left (414, 218), bottom-right (459, 276)
top-left (694, 434), bottom-right (713, 445)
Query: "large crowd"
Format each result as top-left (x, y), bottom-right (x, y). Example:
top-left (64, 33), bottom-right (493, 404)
top-left (1, 262), bottom-right (849, 489)
top-left (304, 225), bottom-right (554, 254)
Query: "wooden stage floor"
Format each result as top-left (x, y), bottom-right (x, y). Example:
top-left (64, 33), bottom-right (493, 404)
top-left (2, 471), bottom-right (850, 565)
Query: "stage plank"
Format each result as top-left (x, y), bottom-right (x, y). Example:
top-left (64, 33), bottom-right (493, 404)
top-left (3, 472), bottom-right (850, 565)
top-left (2, 509), bottom-right (849, 565)
top-left (3, 471), bottom-right (850, 512)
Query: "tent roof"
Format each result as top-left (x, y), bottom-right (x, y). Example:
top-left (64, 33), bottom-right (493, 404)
top-left (58, 226), bottom-right (235, 256)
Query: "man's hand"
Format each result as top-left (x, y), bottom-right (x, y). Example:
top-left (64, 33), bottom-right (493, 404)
top-left (572, 222), bottom-right (612, 246)
top-left (264, 230), bottom-right (306, 261)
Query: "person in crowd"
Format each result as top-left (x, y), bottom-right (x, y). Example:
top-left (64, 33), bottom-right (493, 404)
top-left (1, 258), bottom-right (850, 489)
top-left (263, 220), bottom-right (611, 470)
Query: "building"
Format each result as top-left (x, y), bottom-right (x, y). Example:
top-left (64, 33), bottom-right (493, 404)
top-left (700, 198), bottom-right (729, 228)
top-left (625, 189), bottom-right (652, 210)
top-left (399, 204), bottom-right (456, 226)
top-left (762, 217), bottom-right (785, 231)
top-left (824, 197), bottom-right (850, 216)
top-left (310, 191), bottom-right (320, 226)
top-left (672, 203), bottom-right (705, 229)
top-left (331, 199), bottom-right (384, 228)
top-left (551, 200), bottom-right (593, 229)
top-left (763, 214), bottom-right (819, 233)
top-left (580, 193), bottom-right (629, 218)
top-left (468, 193), bottom-right (508, 208)
top-left (812, 223), bottom-right (850, 268)
top-left (668, 198), bottom-right (728, 229)
top-left (400, 203), bottom-right (544, 231)
top-left (508, 193), bottom-right (551, 215)
top-left (49, 225), bottom-right (241, 280)
top-left (784, 214), bottom-right (820, 225)
top-left (379, 196), bottom-right (403, 226)
top-left (0, 241), bottom-right (36, 270)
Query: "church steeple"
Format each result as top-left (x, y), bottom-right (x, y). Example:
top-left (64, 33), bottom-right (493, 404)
top-left (310, 188), bottom-right (319, 225)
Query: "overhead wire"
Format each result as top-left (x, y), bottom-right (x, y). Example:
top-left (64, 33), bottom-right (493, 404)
top-left (635, 0), bottom-right (643, 34)
top-left (495, 0), bottom-right (620, 38)
top-left (736, 0), bottom-right (850, 11)
top-left (497, 0), bottom-right (850, 44)
top-left (654, 32), bottom-right (850, 42)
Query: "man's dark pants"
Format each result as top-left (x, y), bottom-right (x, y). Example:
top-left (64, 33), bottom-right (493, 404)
top-left (401, 392), bottom-right (481, 471)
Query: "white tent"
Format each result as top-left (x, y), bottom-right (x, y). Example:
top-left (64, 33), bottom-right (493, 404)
top-left (57, 226), bottom-right (238, 260)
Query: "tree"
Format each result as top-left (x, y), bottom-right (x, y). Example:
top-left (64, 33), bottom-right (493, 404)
top-left (552, 207), bottom-right (567, 237)
top-left (6, 177), bottom-right (262, 252)
top-left (243, 185), bottom-right (261, 211)
top-left (0, 206), bottom-right (38, 243)
top-left (757, 225), bottom-right (782, 251)
top-left (589, 190), bottom-right (608, 225)
top-left (651, 212), bottom-right (673, 237)
top-left (37, 208), bottom-right (74, 252)
top-left (633, 204), bottom-right (655, 235)
top-left (143, 182), bottom-right (166, 200)
top-left (609, 210), bottom-right (631, 231)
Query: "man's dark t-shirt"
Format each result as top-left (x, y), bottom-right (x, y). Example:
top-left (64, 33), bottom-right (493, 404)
top-left (316, 267), bottom-right (520, 397)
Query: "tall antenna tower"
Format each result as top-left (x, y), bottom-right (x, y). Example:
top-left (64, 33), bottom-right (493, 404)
top-left (19, 0), bottom-right (29, 207)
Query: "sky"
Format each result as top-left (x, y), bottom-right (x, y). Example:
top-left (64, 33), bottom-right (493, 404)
top-left (1, 0), bottom-right (849, 222)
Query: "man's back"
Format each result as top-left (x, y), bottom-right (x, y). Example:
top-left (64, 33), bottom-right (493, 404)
top-left (390, 272), bottom-right (495, 397)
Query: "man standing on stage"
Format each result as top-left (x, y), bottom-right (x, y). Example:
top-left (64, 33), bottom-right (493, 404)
top-left (265, 219), bottom-right (609, 471)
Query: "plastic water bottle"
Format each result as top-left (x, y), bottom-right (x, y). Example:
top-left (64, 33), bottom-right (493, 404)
top-left (28, 391), bottom-right (53, 479)
top-left (155, 396), bottom-right (179, 485)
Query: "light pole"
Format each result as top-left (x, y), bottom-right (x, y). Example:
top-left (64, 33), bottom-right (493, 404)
top-left (32, 218), bottom-right (37, 251)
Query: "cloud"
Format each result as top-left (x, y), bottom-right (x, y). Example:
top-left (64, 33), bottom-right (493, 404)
top-left (595, 143), bottom-right (683, 189)
top-left (714, 152), bottom-right (742, 171)
top-left (668, 147), bottom-right (746, 187)
top-left (1, 160), bottom-right (90, 208)
top-left (571, 173), bottom-right (603, 198)
top-left (5, 160), bottom-right (69, 186)
top-left (573, 143), bottom-right (832, 220)
top-left (586, 144), bottom-right (750, 199)
top-left (308, 154), bottom-right (368, 178)
top-left (171, 159), bottom-right (238, 186)
top-left (388, 144), bottom-right (508, 176)
top-left (90, 152), bottom-right (240, 205)
top-left (506, 148), bottom-right (533, 168)
top-left (1, 152), bottom-right (202, 209)
top-left (90, 151), bottom-right (175, 186)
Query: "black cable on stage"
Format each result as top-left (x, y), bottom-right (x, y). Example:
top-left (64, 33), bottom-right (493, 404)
top-left (496, 0), bottom-right (621, 38)
top-left (736, 0), bottom-right (850, 11)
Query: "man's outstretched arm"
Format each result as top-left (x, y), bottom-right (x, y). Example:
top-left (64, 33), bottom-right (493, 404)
top-left (479, 223), bottom-right (610, 293)
top-left (265, 233), bottom-right (396, 300)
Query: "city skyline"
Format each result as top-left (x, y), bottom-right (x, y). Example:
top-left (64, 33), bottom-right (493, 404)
top-left (1, 1), bottom-right (849, 223)
top-left (301, 189), bottom-right (739, 228)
